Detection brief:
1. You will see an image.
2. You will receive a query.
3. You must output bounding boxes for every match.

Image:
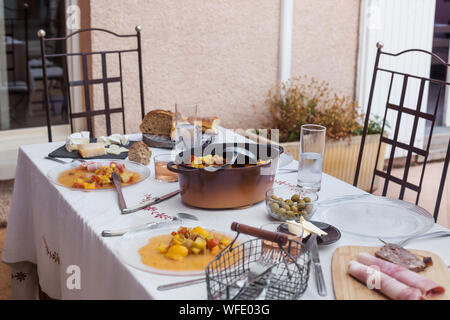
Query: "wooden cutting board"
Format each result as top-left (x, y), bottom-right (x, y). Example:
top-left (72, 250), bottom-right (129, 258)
top-left (332, 245), bottom-right (450, 300)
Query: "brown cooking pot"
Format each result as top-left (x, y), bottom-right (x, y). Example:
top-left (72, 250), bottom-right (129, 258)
top-left (167, 142), bottom-right (283, 209)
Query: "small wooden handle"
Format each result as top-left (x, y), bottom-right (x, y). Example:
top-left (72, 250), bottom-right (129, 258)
top-left (231, 222), bottom-right (288, 245)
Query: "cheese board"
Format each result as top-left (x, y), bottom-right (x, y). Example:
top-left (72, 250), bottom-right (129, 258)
top-left (48, 138), bottom-right (134, 160)
top-left (331, 245), bottom-right (450, 300)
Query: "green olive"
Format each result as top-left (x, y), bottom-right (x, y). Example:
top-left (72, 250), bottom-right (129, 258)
top-left (305, 204), bottom-right (313, 213)
top-left (297, 200), bottom-right (306, 210)
top-left (270, 202), bottom-right (280, 212)
top-left (300, 209), bottom-right (308, 216)
top-left (304, 197), bottom-right (311, 203)
top-left (285, 199), bottom-right (294, 205)
top-left (291, 206), bottom-right (298, 213)
top-left (282, 203), bottom-right (290, 211)
top-left (291, 194), bottom-right (300, 202)
top-left (270, 195), bottom-right (278, 201)
top-left (278, 208), bottom-right (287, 216)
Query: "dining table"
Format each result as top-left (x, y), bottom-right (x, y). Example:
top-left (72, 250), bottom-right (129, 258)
top-left (2, 128), bottom-right (450, 300)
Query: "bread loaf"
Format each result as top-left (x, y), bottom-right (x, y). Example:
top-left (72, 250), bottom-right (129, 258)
top-left (128, 141), bottom-right (152, 165)
top-left (188, 116), bottom-right (220, 134)
top-left (139, 109), bottom-right (175, 138)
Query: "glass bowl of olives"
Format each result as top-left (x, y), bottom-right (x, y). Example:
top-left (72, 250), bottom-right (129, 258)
top-left (265, 186), bottom-right (318, 222)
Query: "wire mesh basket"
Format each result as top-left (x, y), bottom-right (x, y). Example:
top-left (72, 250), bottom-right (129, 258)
top-left (206, 222), bottom-right (311, 300)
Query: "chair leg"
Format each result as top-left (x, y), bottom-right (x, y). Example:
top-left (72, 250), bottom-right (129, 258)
top-left (434, 138), bottom-right (450, 222)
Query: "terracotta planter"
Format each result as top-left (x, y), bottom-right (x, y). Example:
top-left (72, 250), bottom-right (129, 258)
top-left (244, 129), bottom-right (386, 192)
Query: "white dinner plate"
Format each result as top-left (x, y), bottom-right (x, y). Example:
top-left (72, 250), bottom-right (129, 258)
top-left (46, 159), bottom-right (150, 191)
top-left (316, 196), bottom-right (434, 239)
top-left (115, 222), bottom-right (240, 276)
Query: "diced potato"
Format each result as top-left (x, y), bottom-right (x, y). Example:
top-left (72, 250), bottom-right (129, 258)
top-left (157, 244), bottom-right (168, 253)
top-left (83, 182), bottom-right (96, 189)
top-left (193, 226), bottom-right (209, 238)
top-left (192, 237), bottom-right (206, 250)
top-left (172, 234), bottom-right (185, 245)
top-left (120, 172), bottom-right (131, 184)
top-left (191, 247), bottom-right (201, 255)
top-left (165, 245), bottom-right (189, 261)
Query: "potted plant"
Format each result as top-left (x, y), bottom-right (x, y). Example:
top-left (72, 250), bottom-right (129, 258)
top-left (246, 76), bottom-right (387, 191)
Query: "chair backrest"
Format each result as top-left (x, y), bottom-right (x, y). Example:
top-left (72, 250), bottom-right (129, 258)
top-left (354, 42), bottom-right (450, 221)
top-left (38, 26), bottom-right (146, 142)
top-left (4, 4), bottom-right (29, 87)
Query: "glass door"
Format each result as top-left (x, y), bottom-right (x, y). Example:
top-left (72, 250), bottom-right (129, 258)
top-left (1, 0), bottom-right (69, 131)
top-left (0, 3), bottom-right (10, 129)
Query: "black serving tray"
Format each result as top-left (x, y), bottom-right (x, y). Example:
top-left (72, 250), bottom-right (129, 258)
top-left (48, 138), bottom-right (134, 160)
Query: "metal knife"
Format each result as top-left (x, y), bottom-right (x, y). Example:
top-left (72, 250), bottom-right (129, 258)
top-left (310, 234), bottom-right (327, 296)
top-left (112, 172), bottom-right (128, 211)
top-left (101, 218), bottom-right (181, 237)
top-left (121, 189), bottom-right (181, 214)
top-left (44, 156), bottom-right (68, 164)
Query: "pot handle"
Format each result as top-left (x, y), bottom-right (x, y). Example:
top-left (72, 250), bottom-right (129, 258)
top-left (231, 222), bottom-right (288, 246)
top-left (166, 161), bottom-right (198, 174)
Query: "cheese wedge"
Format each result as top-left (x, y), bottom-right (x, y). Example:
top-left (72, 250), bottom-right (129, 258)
top-left (286, 217), bottom-right (328, 238)
top-left (105, 144), bottom-right (128, 155)
top-left (300, 216), bottom-right (328, 237)
top-left (286, 220), bottom-right (303, 237)
top-left (65, 131), bottom-right (90, 152)
top-left (78, 143), bottom-right (106, 158)
top-left (97, 134), bottom-right (130, 146)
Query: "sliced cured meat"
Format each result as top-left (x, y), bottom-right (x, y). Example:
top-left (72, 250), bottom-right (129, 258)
top-left (111, 161), bottom-right (125, 172)
top-left (375, 243), bottom-right (426, 272)
top-left (348, 260), bottom-right (423, 300)
top-left (86, 162), bottom-right (104, 172)
top-left (357, 252), bottom-right (445, 297)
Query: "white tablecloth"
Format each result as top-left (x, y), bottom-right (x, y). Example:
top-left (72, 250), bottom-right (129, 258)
top-left (2, 129), bottom-right (450, 300)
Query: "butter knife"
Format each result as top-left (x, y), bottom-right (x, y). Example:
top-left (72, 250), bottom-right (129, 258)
top-left (101, 218), bottom-right (181, 237)
top-left (112, 172), bottom-right (128, 212)
top-left (121, 189), bottom-right (181, 214)
top-left (310, 234), bottom-right (327, 296)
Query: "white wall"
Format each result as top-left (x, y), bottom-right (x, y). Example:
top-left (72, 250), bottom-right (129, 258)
top-left (357, 0), bottom-right (436, 157)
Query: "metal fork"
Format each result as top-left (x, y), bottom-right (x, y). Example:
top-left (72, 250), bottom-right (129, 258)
top-left (232, 249), bottom-right (280, 300)
top-left (378, 231), bottom-right (450, 247)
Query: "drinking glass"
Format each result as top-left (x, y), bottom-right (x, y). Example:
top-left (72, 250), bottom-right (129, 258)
top-left (297, 124), bottom-right (326, 191)
top-left (174, 103), bottom-right (202, 152)
top-left (154, 154), bottom-right (178, 182)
